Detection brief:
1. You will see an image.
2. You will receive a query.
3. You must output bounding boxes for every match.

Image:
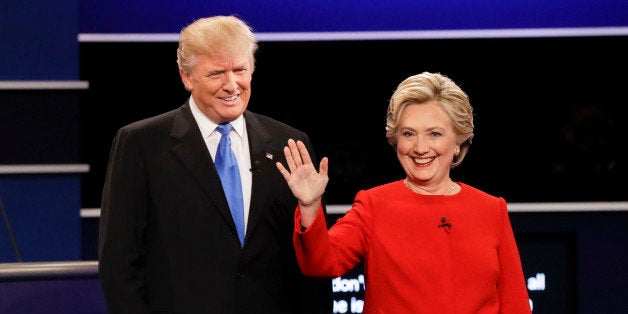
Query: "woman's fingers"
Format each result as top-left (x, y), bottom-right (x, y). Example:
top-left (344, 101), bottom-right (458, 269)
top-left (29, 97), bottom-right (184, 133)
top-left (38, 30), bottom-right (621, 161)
top-left (296, 140), bottom-right (313, 166)
top-left (279, 139), bottom-right (303, 175)
top-left (278, 139), bottom-right (320, 178)
top-left (319, 157), bottom-right (329, 178)
top-left (287, 139), bottom-right (303, 167)
top-left (275, 161), bottom-right (290, 181)
top-left (276, 139), bottom-right (329, 205)
top-left (283, 144), bottom-right (296, 173)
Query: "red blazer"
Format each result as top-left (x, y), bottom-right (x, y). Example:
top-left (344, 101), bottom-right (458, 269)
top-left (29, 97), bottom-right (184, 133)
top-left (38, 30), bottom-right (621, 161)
top-left (295, 181), bottom-right (532, 314)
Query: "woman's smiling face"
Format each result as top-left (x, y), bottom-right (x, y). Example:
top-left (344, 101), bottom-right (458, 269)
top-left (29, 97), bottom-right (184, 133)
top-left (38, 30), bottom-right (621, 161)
top-left (396, 101), bottom-right (460, 189)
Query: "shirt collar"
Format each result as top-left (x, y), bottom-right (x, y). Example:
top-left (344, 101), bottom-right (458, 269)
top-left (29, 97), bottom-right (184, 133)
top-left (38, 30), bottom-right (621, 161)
top-left (189, 97), bottom-right (245, 139)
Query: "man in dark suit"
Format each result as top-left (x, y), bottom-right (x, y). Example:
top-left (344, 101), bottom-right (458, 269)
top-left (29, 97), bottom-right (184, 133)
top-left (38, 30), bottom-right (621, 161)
top-left (98, 15), bottom-right (332, 313)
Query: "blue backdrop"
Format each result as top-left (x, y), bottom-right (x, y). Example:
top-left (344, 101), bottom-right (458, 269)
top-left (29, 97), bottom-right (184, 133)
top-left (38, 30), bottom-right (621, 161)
top-left (78, 0), bottom-right (628, 33)
top-left (2, 0), bottom-right (627, 80)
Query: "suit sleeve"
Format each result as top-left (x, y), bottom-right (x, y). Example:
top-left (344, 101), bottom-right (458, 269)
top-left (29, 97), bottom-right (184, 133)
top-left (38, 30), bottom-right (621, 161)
top-left (497, 198), bottom-right (532, 314)
top-left (98, 127), bottom-right (151, 314)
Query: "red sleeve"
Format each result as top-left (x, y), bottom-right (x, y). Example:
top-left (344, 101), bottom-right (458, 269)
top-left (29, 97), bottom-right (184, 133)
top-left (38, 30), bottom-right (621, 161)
top-left (293, 195), bottom-right (369, 278)
top-left (497, 198), bottom-right (533, 314)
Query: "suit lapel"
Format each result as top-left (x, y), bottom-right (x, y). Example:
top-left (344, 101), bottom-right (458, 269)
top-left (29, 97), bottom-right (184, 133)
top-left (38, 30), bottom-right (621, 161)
top-left (170, 103), bottom-right (234, 227)
top-left (243, 111), bottom-right (276, 241)
top-left (167, 107), bottom-right (286, 245)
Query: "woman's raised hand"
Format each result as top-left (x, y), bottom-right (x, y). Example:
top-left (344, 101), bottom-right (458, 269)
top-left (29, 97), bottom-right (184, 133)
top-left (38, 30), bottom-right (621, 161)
top-left (275, 139), bottom-right (329, 221)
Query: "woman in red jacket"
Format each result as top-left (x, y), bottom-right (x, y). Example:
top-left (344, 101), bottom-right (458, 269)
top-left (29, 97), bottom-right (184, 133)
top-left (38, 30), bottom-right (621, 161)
top-left (276, 71), bottom-right (532, 313)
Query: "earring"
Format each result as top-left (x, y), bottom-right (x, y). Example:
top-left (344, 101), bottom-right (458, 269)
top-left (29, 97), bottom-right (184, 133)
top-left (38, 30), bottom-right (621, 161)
top-left (455, 147), bottom-right (460, 156)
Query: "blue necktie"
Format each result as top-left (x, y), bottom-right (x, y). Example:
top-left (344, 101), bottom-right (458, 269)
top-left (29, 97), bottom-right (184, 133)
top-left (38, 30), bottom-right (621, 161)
top-left (215, 124), bottom-right (245, 246)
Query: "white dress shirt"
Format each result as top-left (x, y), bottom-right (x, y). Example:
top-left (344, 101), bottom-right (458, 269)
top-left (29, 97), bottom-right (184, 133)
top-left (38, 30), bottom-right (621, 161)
top-left (189, 97), bottom-right (252, 232)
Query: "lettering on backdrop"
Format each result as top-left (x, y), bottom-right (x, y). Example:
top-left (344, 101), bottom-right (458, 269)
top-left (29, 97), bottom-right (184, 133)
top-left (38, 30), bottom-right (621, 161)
top-left (527, 272), bottom-right (546, 311)
top-left (332, 275), bottom-right (365, 313)
top-left (331, 272), bottom-right (546, 312)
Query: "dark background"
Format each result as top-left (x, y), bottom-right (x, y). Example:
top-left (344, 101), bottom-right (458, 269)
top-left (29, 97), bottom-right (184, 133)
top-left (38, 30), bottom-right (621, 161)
top-left (2, 1), bottom-right (627, 313)
top-left (77, 37), bottom-right (628, 313)
top-left (79, 36), bottom-right (628, 208)
top-left (0, 34), bottom-right (624, 314)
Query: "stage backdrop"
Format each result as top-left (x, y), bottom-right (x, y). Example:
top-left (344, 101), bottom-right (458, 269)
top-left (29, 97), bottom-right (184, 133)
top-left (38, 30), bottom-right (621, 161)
top-left (78, 0), bottom-right (628, 33)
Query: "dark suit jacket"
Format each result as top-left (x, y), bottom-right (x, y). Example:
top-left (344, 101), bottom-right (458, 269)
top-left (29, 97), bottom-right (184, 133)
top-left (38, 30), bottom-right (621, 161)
top-left (98, 102), bottom-right (332, 314)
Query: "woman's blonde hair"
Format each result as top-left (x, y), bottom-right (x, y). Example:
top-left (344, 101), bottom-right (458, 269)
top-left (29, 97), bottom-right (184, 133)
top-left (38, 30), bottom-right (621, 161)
top-left (385, 72), bottom-right (474, 168)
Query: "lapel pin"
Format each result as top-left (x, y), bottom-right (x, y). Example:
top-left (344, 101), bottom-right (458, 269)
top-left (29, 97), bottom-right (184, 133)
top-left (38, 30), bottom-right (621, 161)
top-left (266, 153), bottom-right (274, 160)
